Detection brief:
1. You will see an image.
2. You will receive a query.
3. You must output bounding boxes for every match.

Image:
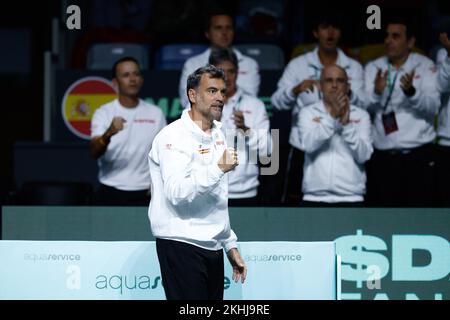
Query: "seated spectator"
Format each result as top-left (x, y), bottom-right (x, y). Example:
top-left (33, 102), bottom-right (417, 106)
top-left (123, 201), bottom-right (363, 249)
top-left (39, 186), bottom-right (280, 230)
top-left (298, 65), bottom-right (372, 206)
top-left (209, 48), bottom-right (271, 206)
top-left (179, 11), bottom-right (260, 109)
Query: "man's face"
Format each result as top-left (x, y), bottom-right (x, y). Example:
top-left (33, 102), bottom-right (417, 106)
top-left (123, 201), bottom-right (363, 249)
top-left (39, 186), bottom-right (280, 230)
top-left (314, 24), bottom-right (341, 52)
top-left (320, 66), bottom-right (349, 102)
top-left (385, 24), bottom-right (415, 61)
top-left (190, 74), bottom-right (226, 122)
top-left (214, 60), bottom-right (237, 97)
top-left (206, 15), bottom-right (234, 49)
top-left (113, 61), bottom-right (143, 97)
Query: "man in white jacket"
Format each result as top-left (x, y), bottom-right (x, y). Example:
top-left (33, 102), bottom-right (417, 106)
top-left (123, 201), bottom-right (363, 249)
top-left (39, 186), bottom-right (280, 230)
top-left (209, 48), bottom-right (271, 206)
top-left (148, 65), bottom-right (246, 300)
top-left (178, 12), bottom-right (260, 109)
top-left (363, 18), bottom-right (439, 207)
top-left (434, 33), bottom-right (450, 206)
top-left (299, 65), bottom-right (372, 205)
top-left (271, 13), bottom-right (364, 205)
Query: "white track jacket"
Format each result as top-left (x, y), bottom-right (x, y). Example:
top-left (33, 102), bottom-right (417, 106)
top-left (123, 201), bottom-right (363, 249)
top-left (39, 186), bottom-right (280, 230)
top-left (179, 48), bottom-right (260, 109)
top-left (148, 109), bottom-right (237, 251)
top-left (220, 89), bottom-right (271, 199)
top-left (298, 101), bottom-right (373, 202)
top-left (271, 47), bottom-right (364, 150)
top-left (436, 48), bottom-right (450, 146)
top-left (364, 53), bottom-right (439, 150)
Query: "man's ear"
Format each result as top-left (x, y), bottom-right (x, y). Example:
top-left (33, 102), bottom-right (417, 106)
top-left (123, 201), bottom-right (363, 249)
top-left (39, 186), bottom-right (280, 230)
top-left (205, 30), bottom-right (211, 42)
top-left (112, 78), bottom-right (118, 90)
top-left (407, 36), bottom-right (416, 50)
top-left (313, 30), bottom-right (319, 40)
top-left (188, 89), bottom-right (196, 105)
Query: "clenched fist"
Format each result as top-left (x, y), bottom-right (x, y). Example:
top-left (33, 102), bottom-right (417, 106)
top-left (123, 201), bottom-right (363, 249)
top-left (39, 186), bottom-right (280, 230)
top-left (107, 117), bottom-right (127, 136)
top-left (218, 147), bottom-right (239, 173)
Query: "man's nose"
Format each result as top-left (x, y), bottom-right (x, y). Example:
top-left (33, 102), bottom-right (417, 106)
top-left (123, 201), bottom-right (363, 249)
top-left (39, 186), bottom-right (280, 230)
top-left (215, 91), bottom-right (224, 101)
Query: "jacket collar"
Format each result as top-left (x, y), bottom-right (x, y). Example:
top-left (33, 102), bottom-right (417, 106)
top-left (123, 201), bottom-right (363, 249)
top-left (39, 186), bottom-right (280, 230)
top-left (383, 52), bottom-right (419, 72)
top-left (307, 47), bottom-right (352, 70)
top-left (225, 88), bottom-right (244, 108)
top-left (181, 109), bottom-right (222, 141)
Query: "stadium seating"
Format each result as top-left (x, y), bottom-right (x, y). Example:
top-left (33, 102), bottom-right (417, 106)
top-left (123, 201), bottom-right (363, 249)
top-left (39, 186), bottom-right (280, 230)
top-left (154, 44), bottom-right (208, 70)
top-left (235, 43), bottom-right (285, 70)
top-left (87, 43), bottom-right (149, 70)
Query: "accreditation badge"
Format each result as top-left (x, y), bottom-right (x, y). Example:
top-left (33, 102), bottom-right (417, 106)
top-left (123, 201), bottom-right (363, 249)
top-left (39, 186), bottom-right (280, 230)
top-left (382, 111), bottom-right (399, 135)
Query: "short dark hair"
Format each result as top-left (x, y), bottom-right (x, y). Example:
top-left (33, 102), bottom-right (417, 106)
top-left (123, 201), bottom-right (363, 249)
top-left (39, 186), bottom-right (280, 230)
top-left (313, 9), bottom-right (344, 31)
top-left (385, 15), bottom-right (416, 40)
top-left (112, 57), bottom-right (141, 78)
top-left (204, 11), bottom-right (234, 31)
top-left (186, 65), bottom-right (225, 105)
top-left (208, 48), bottom-right (239, 69)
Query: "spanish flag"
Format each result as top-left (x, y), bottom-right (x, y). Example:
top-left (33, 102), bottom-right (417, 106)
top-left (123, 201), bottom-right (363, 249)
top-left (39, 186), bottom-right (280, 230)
top-left (62, 77), bottom-right (117, 139)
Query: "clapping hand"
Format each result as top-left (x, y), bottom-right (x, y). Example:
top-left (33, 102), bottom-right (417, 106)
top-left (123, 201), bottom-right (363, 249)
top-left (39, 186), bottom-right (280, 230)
top-left (400, 69), bottom-right (416, 97)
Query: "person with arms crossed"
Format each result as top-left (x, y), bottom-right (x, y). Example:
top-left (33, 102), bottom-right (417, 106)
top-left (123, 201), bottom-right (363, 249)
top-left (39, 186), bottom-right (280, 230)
top-left (148, 65), bottom-right (246, 300)
top-left (90, 57), bottom-right (166, 205)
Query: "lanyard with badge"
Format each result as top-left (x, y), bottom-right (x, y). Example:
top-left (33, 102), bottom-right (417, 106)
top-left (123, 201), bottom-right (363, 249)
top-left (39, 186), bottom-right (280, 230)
top-left (381, 63), bottom-right (400, 135)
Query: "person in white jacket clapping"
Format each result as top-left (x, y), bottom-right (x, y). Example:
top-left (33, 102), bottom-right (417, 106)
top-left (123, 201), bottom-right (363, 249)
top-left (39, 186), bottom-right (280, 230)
top-left (363, 17), bottom-right (439, 207)
top-left (271, 13), bottom-right (364, 205)
top-left (209, 48), bottom-right (272, 206)
top-left (299, 65), bottom-right (373, 206)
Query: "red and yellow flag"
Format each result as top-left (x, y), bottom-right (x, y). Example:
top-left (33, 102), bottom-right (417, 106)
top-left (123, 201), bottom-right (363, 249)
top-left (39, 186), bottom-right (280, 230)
top-left (62, 77), bottom-right (117, 139)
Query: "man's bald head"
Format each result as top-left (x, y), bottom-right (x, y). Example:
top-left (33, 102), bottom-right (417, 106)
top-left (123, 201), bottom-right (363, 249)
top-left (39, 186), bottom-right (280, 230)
top-left (320, 65), bottom-right (350, 104)
top-left (320, 65), bottom-right (348, 83)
